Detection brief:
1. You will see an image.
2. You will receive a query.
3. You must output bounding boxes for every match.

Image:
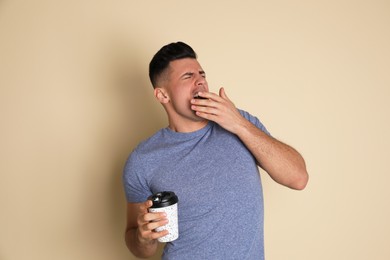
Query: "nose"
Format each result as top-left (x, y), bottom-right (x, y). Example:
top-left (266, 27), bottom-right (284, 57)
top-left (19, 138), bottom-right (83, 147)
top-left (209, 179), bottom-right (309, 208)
top-left (195, 74), bottom-right (206, 86)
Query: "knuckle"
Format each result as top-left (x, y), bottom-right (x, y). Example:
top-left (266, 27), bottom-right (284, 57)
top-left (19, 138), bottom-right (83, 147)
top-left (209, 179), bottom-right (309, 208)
top-left (145, 222), bottom-right (155, 231)
top-left (138, 214), bottom-right (148, 224)
top-left (137, 228), bottom-right (147, 239)
top-left (151, 230), bottom-right (167, 240)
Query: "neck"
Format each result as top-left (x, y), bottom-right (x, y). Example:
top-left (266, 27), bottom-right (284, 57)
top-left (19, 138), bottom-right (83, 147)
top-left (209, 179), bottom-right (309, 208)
top-left (168, 118), bottom-right (208, 133)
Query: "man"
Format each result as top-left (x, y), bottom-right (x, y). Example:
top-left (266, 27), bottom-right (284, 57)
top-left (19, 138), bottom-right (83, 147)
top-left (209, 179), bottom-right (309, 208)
top-left (123, 42), bottom-right (308, 259)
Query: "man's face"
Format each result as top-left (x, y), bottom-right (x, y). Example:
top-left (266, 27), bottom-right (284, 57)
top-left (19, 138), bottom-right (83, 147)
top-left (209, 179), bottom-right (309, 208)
top-left (161, 58), bottom-right (209, 121)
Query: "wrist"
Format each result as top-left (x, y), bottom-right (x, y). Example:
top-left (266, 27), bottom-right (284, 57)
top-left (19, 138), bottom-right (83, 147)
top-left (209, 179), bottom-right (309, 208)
top-left (234, 117), bottom-right (253, 137)
top-left (130, 228), bottom-right (158, 258)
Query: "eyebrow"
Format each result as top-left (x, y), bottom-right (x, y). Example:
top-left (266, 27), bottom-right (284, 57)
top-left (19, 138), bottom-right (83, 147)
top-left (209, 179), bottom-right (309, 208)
top-left (180, 70), bottom-right (206, 78)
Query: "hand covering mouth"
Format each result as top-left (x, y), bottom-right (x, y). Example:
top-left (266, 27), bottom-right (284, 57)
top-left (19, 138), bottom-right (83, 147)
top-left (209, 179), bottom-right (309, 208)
top-left (193, 92), bottom-right (208, 99)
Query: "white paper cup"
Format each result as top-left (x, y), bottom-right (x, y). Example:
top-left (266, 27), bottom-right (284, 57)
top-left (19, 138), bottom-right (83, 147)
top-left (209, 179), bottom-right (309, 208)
top-left (148, 191), bottom-right (179, 243)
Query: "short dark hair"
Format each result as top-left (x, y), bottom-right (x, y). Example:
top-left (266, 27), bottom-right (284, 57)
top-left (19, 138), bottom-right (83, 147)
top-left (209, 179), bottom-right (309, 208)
top-left (149, 42), bottom-right (197, 88)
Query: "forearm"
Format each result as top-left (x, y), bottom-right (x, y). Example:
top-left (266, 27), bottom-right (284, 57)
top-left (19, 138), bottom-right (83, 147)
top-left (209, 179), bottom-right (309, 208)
top-left (125, 227), bottom-right (158, 258)
top-left (235, 119), bottom-right (308, 190)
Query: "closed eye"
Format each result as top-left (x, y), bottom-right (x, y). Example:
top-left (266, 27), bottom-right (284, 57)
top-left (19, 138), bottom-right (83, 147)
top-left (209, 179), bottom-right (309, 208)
top-left (181, 71), bottom-right (206, 79)
top-left (182, 72), bottom-right (194, 79)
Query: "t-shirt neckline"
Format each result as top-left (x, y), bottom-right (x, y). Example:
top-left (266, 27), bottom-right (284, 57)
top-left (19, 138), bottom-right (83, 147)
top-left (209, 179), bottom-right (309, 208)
top-left (163, 121), bottom-right (213, 140)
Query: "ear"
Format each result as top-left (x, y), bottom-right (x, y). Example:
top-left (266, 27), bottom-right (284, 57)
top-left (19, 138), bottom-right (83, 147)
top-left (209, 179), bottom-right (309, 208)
top-left (154, 88), bottom-right (170, 104)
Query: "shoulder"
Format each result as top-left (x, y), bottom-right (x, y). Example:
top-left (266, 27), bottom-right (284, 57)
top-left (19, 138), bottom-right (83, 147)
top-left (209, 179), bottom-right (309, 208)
top-left (238, 109), bottom-right (255, 120)
top-left (237, 109), bottom-right (261, 125)
top-left (133, 128), bottom-right (166, 153)
top-left (124, 128), bottom-right (166, 169)
top-left (237, 109), bottom-right (271, 136)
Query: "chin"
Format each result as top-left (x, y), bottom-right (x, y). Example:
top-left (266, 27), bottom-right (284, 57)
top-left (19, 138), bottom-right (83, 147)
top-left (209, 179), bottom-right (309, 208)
top-left (193, 116), bottom-right (207, 123)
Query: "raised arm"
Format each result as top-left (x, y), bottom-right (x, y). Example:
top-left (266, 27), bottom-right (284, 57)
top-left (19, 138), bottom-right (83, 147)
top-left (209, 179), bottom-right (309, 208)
top-left (190, 88), bottom-right (308, 190)
top-left (233, 120), bottom-right (308, 190)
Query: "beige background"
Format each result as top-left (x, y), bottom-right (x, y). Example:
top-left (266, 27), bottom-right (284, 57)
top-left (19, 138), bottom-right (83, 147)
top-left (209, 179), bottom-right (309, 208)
top-left (1, 0), bottom-right (389, 259)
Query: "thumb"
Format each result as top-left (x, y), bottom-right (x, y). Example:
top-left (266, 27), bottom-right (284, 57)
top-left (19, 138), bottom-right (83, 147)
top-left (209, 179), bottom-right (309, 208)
top-left (140, 199), bottom-right (153, 212)
top-left (219, 87), bottom-right (229, 100)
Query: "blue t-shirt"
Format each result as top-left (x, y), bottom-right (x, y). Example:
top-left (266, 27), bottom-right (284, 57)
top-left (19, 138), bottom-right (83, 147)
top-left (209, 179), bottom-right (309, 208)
top-left (123, 110), bottom-right (270, 260)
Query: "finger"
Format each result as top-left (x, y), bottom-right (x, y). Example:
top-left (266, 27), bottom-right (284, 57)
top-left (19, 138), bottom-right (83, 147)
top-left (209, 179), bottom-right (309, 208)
top-left (192, 104), bottom-right (220, 116)
top-left (191, 96), bottom-right (224, 110)
top-left (219, 87), bottom-right (231, 102)
top-left (197, 91), bottom-right (223, 102)
top-left (219, 87), bottom-right (225, 98)
top-left (141, 211), bottom-right (167, 223)
top-left (139, 200), bottom-right (153, 212)
top-left (149, 229), bottom-right (169, 240)
top-left (138, 226), bottom-right (169, 242)
top-left (145, 218), bottom-right (169, 231)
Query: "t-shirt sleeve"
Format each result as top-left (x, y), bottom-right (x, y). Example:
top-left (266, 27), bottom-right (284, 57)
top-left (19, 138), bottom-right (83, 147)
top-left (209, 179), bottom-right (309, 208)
top-left (239, 109), bottom-right (271, 136)
top-left (122, 149), bottom-right (152, 203)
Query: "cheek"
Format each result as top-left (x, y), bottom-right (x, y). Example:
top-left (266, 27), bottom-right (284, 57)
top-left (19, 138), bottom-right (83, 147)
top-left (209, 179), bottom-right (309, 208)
top-left (204, 81), bottom-right (209, 91)
top-left (171, 92), bottom-right (191, 110)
